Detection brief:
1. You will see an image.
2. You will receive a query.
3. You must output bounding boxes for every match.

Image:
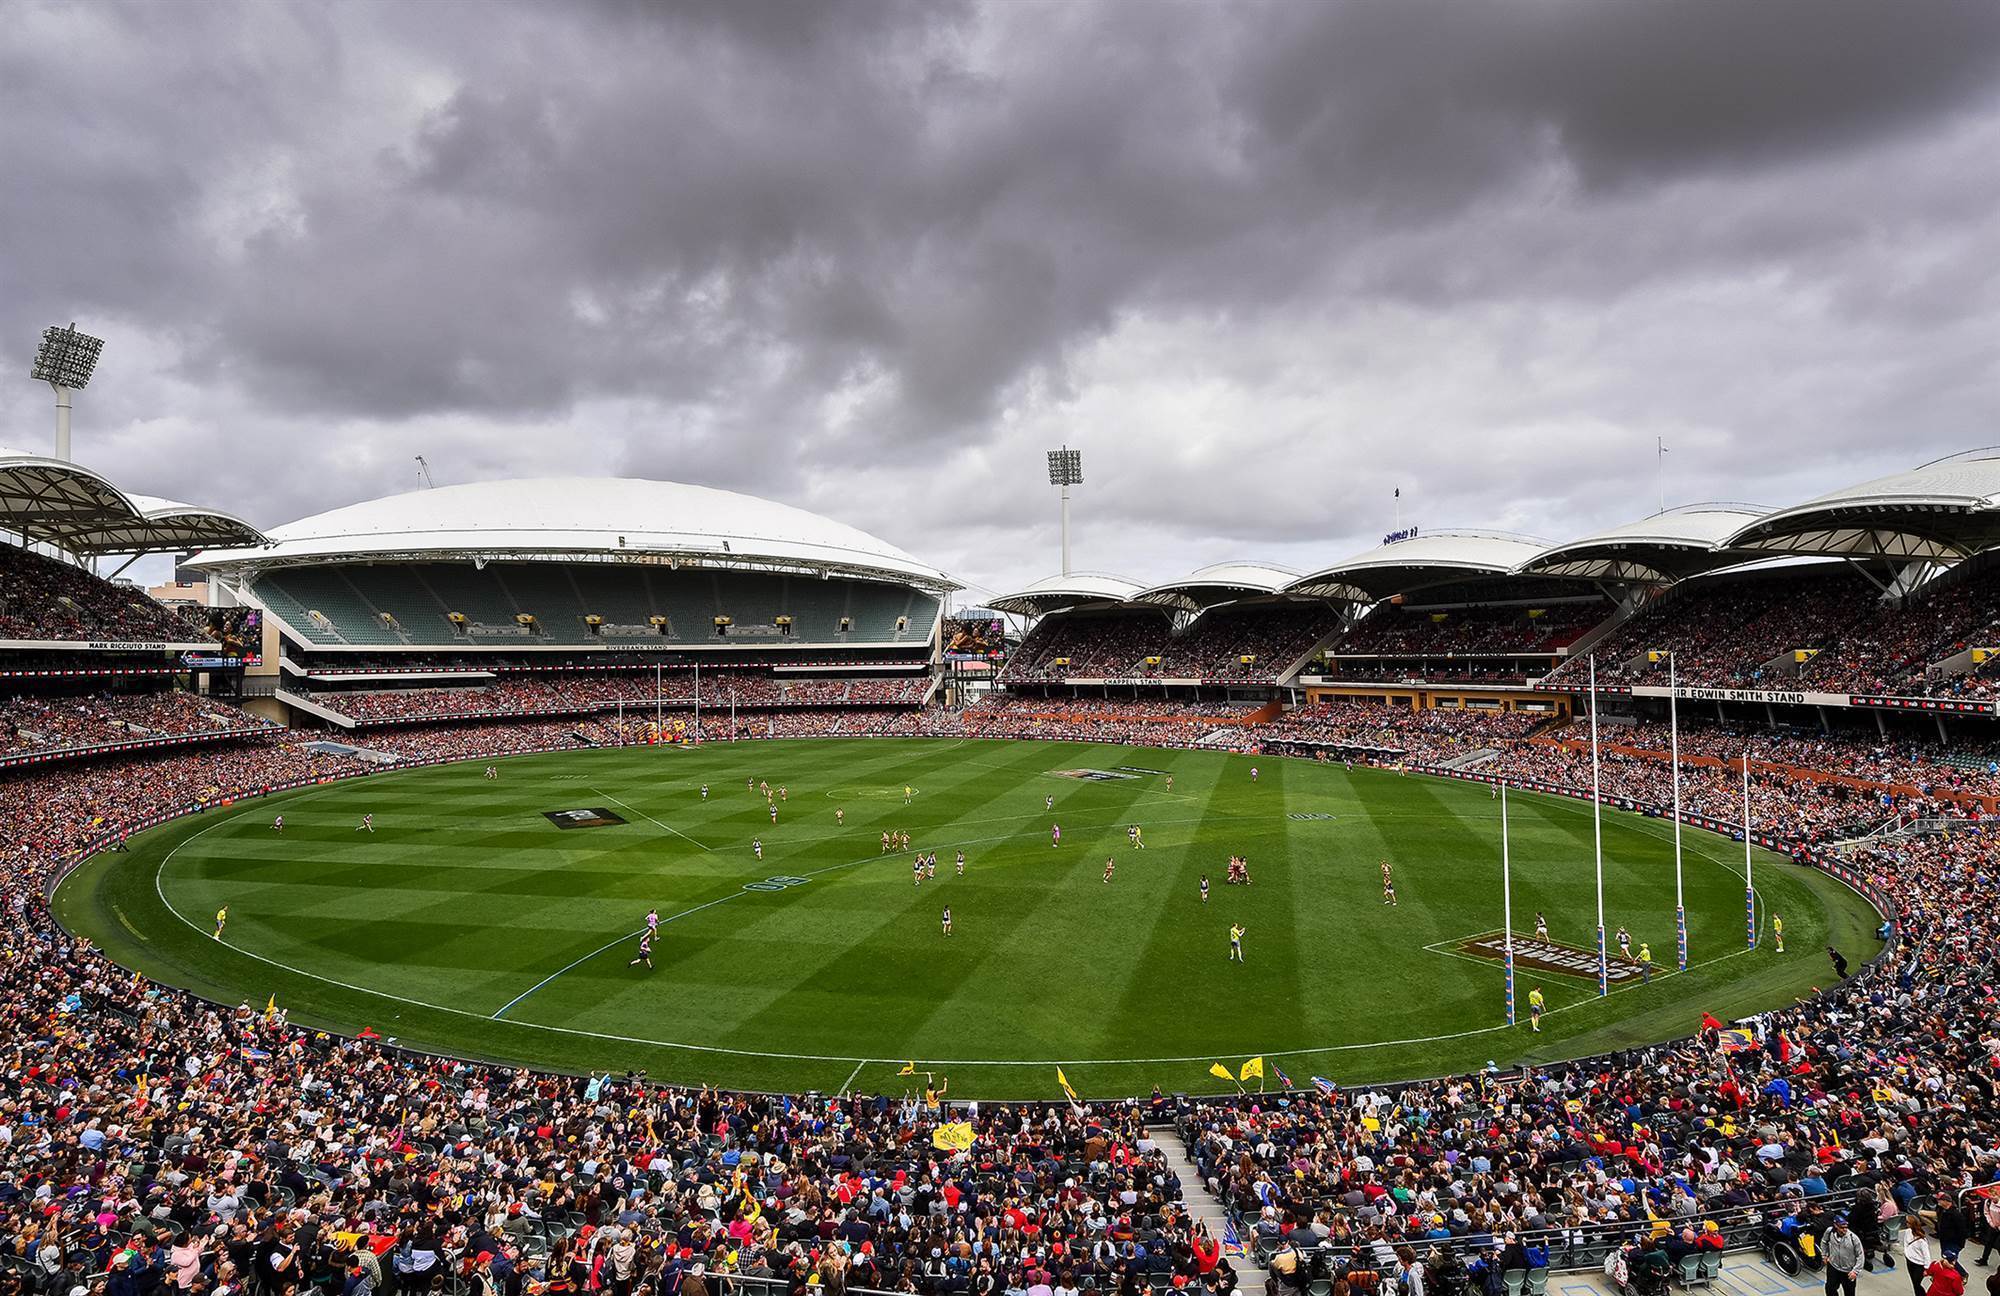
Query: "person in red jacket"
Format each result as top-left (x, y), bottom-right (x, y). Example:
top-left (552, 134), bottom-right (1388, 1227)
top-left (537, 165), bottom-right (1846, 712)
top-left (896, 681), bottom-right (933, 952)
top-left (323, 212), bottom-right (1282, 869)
top-left (1191, 1225), bottom-right (1220, 1275)
top-left (1926, 1261), bottom-right (1966, 1296)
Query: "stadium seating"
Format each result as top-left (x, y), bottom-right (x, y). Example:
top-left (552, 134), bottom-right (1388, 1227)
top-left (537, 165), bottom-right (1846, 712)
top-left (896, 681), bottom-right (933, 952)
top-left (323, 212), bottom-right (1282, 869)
top-left (251, 562), bottom-right (938, 647)
top-left (1004, 605), bottom-right (1342, 683)
top-left (1148, 604), bottom-right (1341, 681)
top-left (0, 541), bottom-right (189, 643)
top-left (1550, 568), bottom-right (1882, 688)
top-left (1333, 600), bottom-right (1605, 656)
top-left (295, 670), bottom-right (929, 723)
top-left (0, 689), bottom-right (271, 759)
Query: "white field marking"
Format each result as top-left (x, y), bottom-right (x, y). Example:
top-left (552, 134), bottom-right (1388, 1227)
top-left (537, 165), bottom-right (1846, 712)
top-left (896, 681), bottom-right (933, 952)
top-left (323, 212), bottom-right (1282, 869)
top-left (489, 804), bottom-right (1263, 1016)
top-left (491, 890), bottom-right (741, 1019)
top-left (133, 761), bottom-right (1782, 1068)
top-left (836, 1059), bottom-right (867, 1096)
top-left (592, 790), bottom-right (712, 851)
top-left (147, 808), bottom-right (1553, 1064)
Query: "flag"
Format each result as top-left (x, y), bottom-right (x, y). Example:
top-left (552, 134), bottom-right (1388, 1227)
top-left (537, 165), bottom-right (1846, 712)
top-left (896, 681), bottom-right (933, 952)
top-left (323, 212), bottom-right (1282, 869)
top-left (1056, 1067), bottom-right (1080, 1103)
top-left (1717, 1028), bottom-right (1756, 1053)
top-left (1973, 1182), bottom-right (2000, 1201)
top-left (1312, 1076), bottom-right (1336, 1096)
top-left (133, 1074), bottom-right (148, 1114)
top-left (897, 1061), bottom-right (917, 1076)
top-left (1239, 1057), bottom-right (1265, 1083)
top-left (931, 1121), bottom-right (976, 1152)
top-left (264, 994), bottom-right (278, 1021)
top-left (1394, 487), bottom-right (1400, 499)
top-left (1271, 1062), bottom-right (1293, 1089)
top-left (1221, 1217), bottom-right (1246, 1259)
top-left (1208, 1063), bottom-right (1235, 1082)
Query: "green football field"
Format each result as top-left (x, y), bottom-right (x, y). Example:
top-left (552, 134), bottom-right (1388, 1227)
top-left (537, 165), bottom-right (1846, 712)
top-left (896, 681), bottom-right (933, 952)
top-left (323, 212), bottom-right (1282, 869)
top-left (58, 738), bottom-right (1882, 1098)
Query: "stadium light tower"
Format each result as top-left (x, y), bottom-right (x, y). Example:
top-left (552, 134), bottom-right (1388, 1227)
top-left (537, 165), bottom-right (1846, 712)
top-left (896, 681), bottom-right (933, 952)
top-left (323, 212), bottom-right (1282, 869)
top-left (30, 323), bottom-right (106, 463)
top-left (1047, 446), bottom-right (1082, 576)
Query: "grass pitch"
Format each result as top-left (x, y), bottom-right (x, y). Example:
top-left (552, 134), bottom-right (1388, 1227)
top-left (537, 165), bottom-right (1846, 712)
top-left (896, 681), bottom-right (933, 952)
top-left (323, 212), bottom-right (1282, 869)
top-left (59, 738), bottom-right (1882, 1098)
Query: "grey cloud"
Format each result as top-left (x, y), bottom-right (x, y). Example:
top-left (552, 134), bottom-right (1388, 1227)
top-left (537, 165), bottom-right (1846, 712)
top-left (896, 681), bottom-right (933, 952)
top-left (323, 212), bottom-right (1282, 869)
top-left (2, 0), bottom-right (1999, 599)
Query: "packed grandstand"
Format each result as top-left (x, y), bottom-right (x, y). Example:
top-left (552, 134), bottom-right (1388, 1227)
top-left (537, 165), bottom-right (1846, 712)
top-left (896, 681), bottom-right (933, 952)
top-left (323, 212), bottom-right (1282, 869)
top-left (7, 447), bottom-right (2000, 1296)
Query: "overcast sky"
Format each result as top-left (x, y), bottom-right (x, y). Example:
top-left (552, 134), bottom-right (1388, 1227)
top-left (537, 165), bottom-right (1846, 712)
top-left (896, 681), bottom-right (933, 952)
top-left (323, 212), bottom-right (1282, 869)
top-left (4, 1), bottom-right (1999, 602)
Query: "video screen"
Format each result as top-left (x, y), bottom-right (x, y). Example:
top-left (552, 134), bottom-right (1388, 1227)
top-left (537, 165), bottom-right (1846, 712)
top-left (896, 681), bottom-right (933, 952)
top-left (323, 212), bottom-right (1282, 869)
top-left (943, 616), bottom-right (1006, 661)
top-left (182, 607), bottom-right (262, 667)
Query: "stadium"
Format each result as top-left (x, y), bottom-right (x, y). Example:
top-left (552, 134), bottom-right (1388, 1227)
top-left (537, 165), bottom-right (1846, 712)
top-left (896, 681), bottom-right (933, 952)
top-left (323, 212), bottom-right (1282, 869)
top-left (6, 423), bottom-right (1998, 1292)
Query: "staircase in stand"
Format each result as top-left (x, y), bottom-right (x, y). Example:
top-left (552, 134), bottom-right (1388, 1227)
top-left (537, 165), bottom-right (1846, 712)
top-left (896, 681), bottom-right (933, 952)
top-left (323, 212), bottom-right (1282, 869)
top-left (1155, 1124), bottom-right (1265, 1294)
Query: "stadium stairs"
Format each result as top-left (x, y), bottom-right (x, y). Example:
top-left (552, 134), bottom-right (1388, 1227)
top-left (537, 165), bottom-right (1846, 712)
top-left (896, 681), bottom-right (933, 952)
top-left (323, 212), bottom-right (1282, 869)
top-left (1157, 1127), bottom-right (1266, 1292)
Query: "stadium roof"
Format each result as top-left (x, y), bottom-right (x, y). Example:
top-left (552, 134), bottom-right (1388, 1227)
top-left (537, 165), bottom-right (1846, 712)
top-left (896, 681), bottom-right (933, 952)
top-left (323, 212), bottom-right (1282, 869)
top-left (0, 446), bottom-right (271, 555)
top-left (987, 572), bottom-right (1149, 616)
top-left (1132, 561), bottom-right (1302, 612)
top-left (1518, 503), bottom-right (1770, 583)
top-left (1723, 450), bottom-right (2000, 560)
top-left (1284, 530), bottom-right (1554, 603)
top-left (189, 476), bottom-right (955, 590)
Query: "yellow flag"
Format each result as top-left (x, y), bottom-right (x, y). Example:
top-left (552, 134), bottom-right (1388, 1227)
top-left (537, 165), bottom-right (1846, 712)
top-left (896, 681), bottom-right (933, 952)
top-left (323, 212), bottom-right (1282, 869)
top-left (1239, 1056), bottom-right (1265, 1082)
top-left (897, 1061), bottom-right (916, 1076)
top-left (1056, 1067), bottom-right (1081, 1103)
top-left (931, 1121), bottom-right (976, 1152)
top-left (1208, 1062), bottom-right (1235, 1081)
top-left (264, 994), bottom-right (278, 1020)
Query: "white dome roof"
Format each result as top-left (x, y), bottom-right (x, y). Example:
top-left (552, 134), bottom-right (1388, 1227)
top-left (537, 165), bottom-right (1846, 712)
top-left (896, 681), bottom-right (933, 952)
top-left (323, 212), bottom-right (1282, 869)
top-left (190, 476), bottom-right (953, 588)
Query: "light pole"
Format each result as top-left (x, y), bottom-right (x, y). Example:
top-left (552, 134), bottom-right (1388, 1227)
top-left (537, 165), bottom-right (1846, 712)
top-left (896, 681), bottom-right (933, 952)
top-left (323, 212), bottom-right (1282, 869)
top-left (1047, 447), bottom-right (1082, 576)
top-left (31, 324), bottom-right (105, 462)
top-left (1501, 779), bottom-right (1515, 1026)
top-left (1742, 747), bottom-right (1756, 949)
top-left (1589, 654), bottom-right (1607, 996)
top-left (1652, 649), bottom-right (1687, 970)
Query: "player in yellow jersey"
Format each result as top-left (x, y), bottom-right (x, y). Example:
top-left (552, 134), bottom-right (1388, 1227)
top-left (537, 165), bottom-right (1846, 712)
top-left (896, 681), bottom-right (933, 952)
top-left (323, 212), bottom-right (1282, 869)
top-left (213, 906), bottom-right (228, 940)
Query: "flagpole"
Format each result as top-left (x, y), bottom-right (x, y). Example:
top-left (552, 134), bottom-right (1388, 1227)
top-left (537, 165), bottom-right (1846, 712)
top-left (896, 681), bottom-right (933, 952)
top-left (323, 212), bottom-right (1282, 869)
top-left (694, 662), bottom-right (701, 744)
top-left (1743, 747), bottom-right (1756, 949)
top-left (1501, 780), bottom-right (1515, 1026)
top-left (1590, 655), bottom-right (1607, 996)
top-left (1670, 651), bottom-right (1686, 971)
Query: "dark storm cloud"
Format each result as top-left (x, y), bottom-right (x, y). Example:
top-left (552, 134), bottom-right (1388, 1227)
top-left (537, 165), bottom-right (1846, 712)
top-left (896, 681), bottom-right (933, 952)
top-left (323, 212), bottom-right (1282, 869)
top-left (2, 0), bottom-right (1999, 593)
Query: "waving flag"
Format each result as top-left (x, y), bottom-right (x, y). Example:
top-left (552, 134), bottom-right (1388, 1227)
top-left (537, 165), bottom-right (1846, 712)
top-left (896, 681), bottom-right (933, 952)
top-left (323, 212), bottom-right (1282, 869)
top-left (1056, 1067), bottom-right (1081, 1103)
top-left (1271, 1062), bottom-right (1293, 1089)
top-left (1239, 1056), bottom-right (1265, 1083)
top-left (1208, 1063), bottom-right (1235, 1082)
top-left (1312, 1076), bottom-right (1336, 1096)
top-left (931, 1122), bottom-right (976, 1152)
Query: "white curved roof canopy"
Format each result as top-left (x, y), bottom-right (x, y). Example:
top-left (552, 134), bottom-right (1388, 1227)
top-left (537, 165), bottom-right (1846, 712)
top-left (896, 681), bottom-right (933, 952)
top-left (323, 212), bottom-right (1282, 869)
top-left (1285, 530), bottom-right (1553, 603)
top-left (1724, 451), bottom-right (2000, 560)
top-left (1521, 504), bottom-right (1770, 583)
top-left (1133, 561), bottom-right (1302, 612)
top-left (0, 447), bottom-right (271, 555)
top-left (987, 572), bottom-right (1147, 616)
top-left (191, 476), bottom-right (954, 590)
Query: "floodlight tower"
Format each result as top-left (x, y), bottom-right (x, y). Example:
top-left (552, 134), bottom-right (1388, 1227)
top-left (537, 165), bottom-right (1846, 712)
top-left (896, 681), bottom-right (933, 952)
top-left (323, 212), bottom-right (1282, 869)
top-left (1046, 446), bottom-right (1082, 576)
top-left (30, 324), bottom-right (106, 462)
